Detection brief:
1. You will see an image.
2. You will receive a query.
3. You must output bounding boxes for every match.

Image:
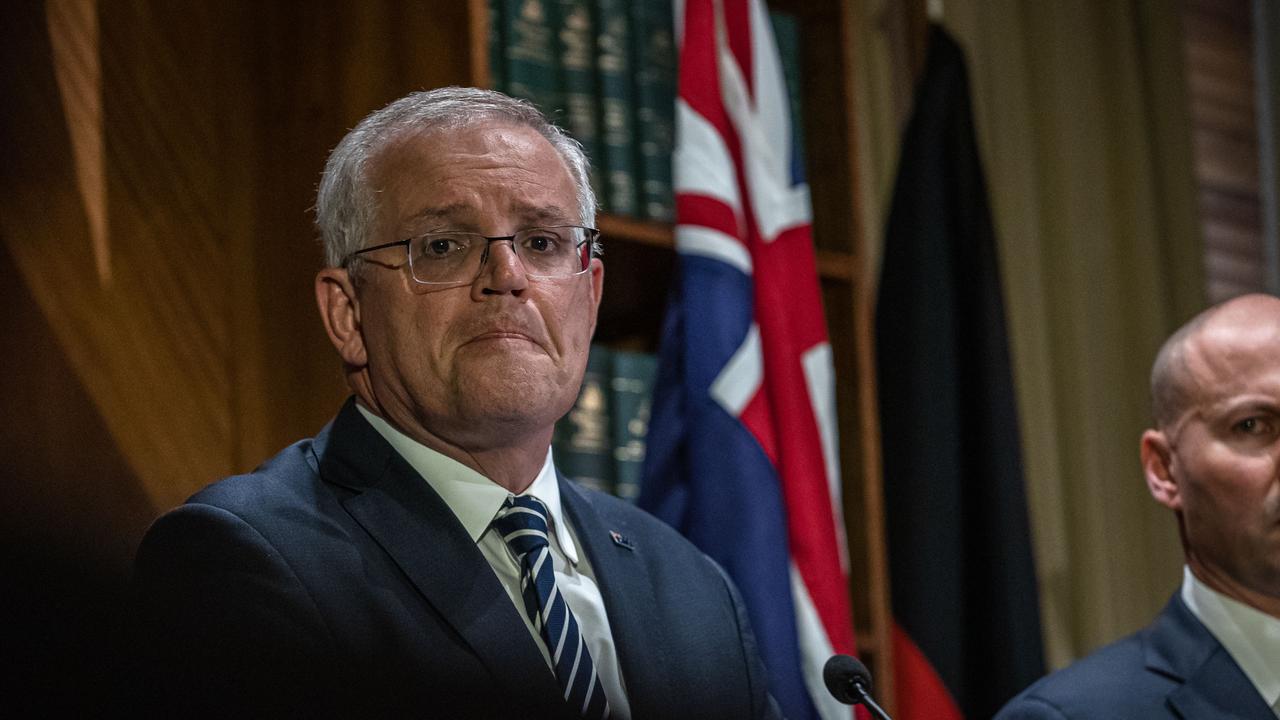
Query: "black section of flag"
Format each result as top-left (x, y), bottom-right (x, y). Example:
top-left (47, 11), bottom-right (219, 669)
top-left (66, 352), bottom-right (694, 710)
top-left (875, 24), bottom-right (1046, 720)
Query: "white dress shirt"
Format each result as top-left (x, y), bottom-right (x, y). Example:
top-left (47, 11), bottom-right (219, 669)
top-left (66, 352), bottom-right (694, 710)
top-left (357, 405), bottom-right (631, 719)
top-left (1181, 566), bottom-right (1280, 718)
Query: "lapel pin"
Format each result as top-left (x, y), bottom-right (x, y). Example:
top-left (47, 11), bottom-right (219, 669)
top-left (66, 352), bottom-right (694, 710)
top-left (609, 530), bottom-right (635, 551)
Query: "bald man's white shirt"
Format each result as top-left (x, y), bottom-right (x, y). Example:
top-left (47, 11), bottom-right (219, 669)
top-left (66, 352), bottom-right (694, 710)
top-left (1182, 566), bottom-right (1280, 717)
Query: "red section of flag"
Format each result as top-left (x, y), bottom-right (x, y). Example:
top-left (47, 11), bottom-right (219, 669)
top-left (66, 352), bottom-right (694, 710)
top-left (675, 193), bottom-right (741, 239)
top-left (678, 0), bottom-right (733, 154)
top-left (753, 221), bottom-right (854, 653)
top-left (723, 0), bottom-right (754, 96)
top-left (892, 624), bottom-right (964, 720)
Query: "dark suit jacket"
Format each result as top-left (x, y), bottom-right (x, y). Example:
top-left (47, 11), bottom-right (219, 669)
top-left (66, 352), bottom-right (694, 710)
top-left (131, 399), bottom-right (781, 719)
top-left (994, 594), bottom-right (1273, 719)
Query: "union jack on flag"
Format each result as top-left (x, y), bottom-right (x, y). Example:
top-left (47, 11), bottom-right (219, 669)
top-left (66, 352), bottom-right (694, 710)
top-left (639, 1), bottom-right (857, 718)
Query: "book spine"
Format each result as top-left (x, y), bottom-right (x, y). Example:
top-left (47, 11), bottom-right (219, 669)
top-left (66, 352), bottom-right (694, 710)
top-left (489, 0), bottom-right (505, 90)
top-left (594, 0), bottom-right (638, 217)
top-left (556, 0), bottom-right (602, 197)
top-left (503, 0), bottom-right (561, 116)
top-left (770, 10), bottom-right (807, 178)
top-left (609, 350), bottom-right (658, 502)
top-left (553, 345), bottom-right (614, 494)
top-left (632, 0), bottom-right (676, 222)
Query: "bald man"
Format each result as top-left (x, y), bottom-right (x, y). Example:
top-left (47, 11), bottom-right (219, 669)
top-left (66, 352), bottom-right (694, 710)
top-left (996, 293), bottom-right (1280, 720)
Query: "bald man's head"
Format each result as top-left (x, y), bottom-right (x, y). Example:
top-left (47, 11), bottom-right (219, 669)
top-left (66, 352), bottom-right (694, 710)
top-left (1150, 307), bottom-right (1216, 430)
top-left (1149, 293), bottom-right (1280, 431)
top-left (1140, 292), bottom-right (1280, 616)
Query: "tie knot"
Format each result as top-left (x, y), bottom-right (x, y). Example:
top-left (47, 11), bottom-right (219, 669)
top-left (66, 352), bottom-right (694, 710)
top-left (492, 495), bottom-right (552, 558)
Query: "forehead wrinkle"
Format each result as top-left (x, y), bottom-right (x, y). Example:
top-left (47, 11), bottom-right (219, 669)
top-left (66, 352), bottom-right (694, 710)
top-left (512, 203), bottom-right (577, 225)
top-left (375, 123), bottom-right (582, 238)
top-left (402, 202), bottom-right (576, 234)
top-left (405, 202), bottom-right (472, 225)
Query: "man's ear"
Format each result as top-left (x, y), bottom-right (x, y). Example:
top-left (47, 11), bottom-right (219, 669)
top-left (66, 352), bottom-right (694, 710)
top-left (1141, 429), bottom-right (1181, 511)
top-left (316, 267), bottom-right (367, 367)
top-left (587, 257), bottom-right (604, 335)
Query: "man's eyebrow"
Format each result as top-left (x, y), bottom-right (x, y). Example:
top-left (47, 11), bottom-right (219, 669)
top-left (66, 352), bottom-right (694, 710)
top-left (1215, 396), bottom-right (1280, 415)
top-left (405, 203), bottom-right (471, 226)
top-left (516, 205), bottom-right (576, 225)
top-left (404, 204), bottom-right (577, 228)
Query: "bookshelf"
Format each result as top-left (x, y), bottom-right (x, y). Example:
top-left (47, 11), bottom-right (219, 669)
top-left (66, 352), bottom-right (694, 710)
top-left (471, 0), bottom-right (892, 699)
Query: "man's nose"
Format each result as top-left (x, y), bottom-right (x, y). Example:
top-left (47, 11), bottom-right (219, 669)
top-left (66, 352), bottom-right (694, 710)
top-left (474, 238), bottom-right (528, 296)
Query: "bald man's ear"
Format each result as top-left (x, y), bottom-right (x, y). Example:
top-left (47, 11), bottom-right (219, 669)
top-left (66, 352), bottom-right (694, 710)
top-left (1141, 429), bottom-right (1181, 511)
top-left (316, 268), bottom-right (368, 368)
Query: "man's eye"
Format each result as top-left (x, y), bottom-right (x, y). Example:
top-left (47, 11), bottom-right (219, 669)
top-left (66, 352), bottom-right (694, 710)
top-left (523, 233), bottom-right (559, 254)
top-left (422, 237), bottom-right (465, 257)
top-left (1233, 417), bottom-right (1274, 436)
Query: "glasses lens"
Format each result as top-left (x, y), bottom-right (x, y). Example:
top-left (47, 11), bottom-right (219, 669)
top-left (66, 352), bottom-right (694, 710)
top-left (517, 226), bottom-right (591, 278)
top-left (408, 233), bottom-right (482, 284)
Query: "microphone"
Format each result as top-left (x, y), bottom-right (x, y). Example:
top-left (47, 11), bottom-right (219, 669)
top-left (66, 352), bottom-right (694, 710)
top-left (823, 654), bottom-right (893, 720)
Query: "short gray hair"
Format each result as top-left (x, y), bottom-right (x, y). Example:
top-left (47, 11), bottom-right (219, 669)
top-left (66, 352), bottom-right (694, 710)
top-left (315, 86), bottom-right (597, 270)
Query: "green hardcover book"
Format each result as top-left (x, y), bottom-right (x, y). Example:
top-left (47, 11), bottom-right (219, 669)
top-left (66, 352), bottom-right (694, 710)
top-left (609, 350), bottom-right (658, 502)
top-left (553, 345), bottom-right (614, 494)
top-left (770, 10), bottom-right (807, 174)
top-left (594, 0), bottom-right (638, 216)
top-left (504, 0), bottom-right (560, 116)
top-left (555, 0), bottom-right (602, 196)
top-left (488, 0), bottom-right (505, 90)
top-left (632, 0), bottom-right (676, 221)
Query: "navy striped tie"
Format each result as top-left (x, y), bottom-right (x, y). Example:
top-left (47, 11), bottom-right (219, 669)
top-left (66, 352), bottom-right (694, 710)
top-left (492, 495), bottom-right (610, 719)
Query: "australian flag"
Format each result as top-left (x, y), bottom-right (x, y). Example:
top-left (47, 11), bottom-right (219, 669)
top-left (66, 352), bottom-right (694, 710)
top-left (639, 1), bottom-right (857, 718)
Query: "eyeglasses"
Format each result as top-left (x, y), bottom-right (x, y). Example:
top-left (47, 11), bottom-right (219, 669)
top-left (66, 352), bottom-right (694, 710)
top-left (345, 225), bottom-right (600, 285)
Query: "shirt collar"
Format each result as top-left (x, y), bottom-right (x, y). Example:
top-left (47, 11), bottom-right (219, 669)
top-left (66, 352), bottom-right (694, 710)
top-left (356, 404), bottom-right (579, 565)
top-left (1181, 566), bottom-right (1280, 708)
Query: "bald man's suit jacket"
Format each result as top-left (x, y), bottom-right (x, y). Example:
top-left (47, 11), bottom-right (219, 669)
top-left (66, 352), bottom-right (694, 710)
top-left (132, 399), bottom-right (781, 719)
top-left (994, 595), bottom-right (1273, 719)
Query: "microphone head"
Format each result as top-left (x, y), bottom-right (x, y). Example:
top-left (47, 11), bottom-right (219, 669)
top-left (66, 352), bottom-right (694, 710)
top-left (823, 654), bottom-right (873, 705)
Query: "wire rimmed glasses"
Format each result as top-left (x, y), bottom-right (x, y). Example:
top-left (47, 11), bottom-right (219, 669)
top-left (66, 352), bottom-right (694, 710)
top-left (345, 225), bottom-right (600, 285)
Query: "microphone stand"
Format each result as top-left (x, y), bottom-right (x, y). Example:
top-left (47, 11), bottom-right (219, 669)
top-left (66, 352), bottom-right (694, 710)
top-left (848, 680), bottom-right (891, 720)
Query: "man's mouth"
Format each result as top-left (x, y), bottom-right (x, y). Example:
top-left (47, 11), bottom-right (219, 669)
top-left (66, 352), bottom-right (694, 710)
top-left (466, 330), bottom-right (538, 346)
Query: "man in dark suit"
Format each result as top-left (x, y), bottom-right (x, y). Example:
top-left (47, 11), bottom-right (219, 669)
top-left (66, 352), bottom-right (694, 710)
top-left (995, 293), bottom-right (1280, 720)
top-left (132, 87), bottom-right (781, 719)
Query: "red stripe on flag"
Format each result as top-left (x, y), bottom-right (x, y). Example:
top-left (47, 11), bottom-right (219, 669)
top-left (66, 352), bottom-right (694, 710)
top-left (678, 0), bottom-right (734, 146)
top-left (723, 0), bottom-right (754, 97)
top-left (755, 225), bottom-right (830, 344)
top-left (675, 194), bottom-right (742, 240)
top-left (738, 386), bottom-right (776, 465)
top-left (893, 624), bottom-right (964, 720)
top-left (754, 227), bottom-right (855, 654)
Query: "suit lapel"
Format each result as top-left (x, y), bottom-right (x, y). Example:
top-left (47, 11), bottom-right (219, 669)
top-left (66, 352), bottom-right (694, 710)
top-left (1144, 595), bottom-right (1274, 720)
top-left (315, 401), bottom-right (563, 710)
top-left (559, 478), bottom-right (675, 718)
top-left (1169, 663), bottom-right (1274, 720)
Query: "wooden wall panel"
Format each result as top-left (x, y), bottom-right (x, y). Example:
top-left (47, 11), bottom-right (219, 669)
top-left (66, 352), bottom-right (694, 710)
top-left (1, 1), bottom-right (483, 514)
top-left (0, 240), bottom-right (155, 712)
top-left (0, 1), bottom-right (479, 705)
top-left (3, 1), bottom-right (240, 510)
